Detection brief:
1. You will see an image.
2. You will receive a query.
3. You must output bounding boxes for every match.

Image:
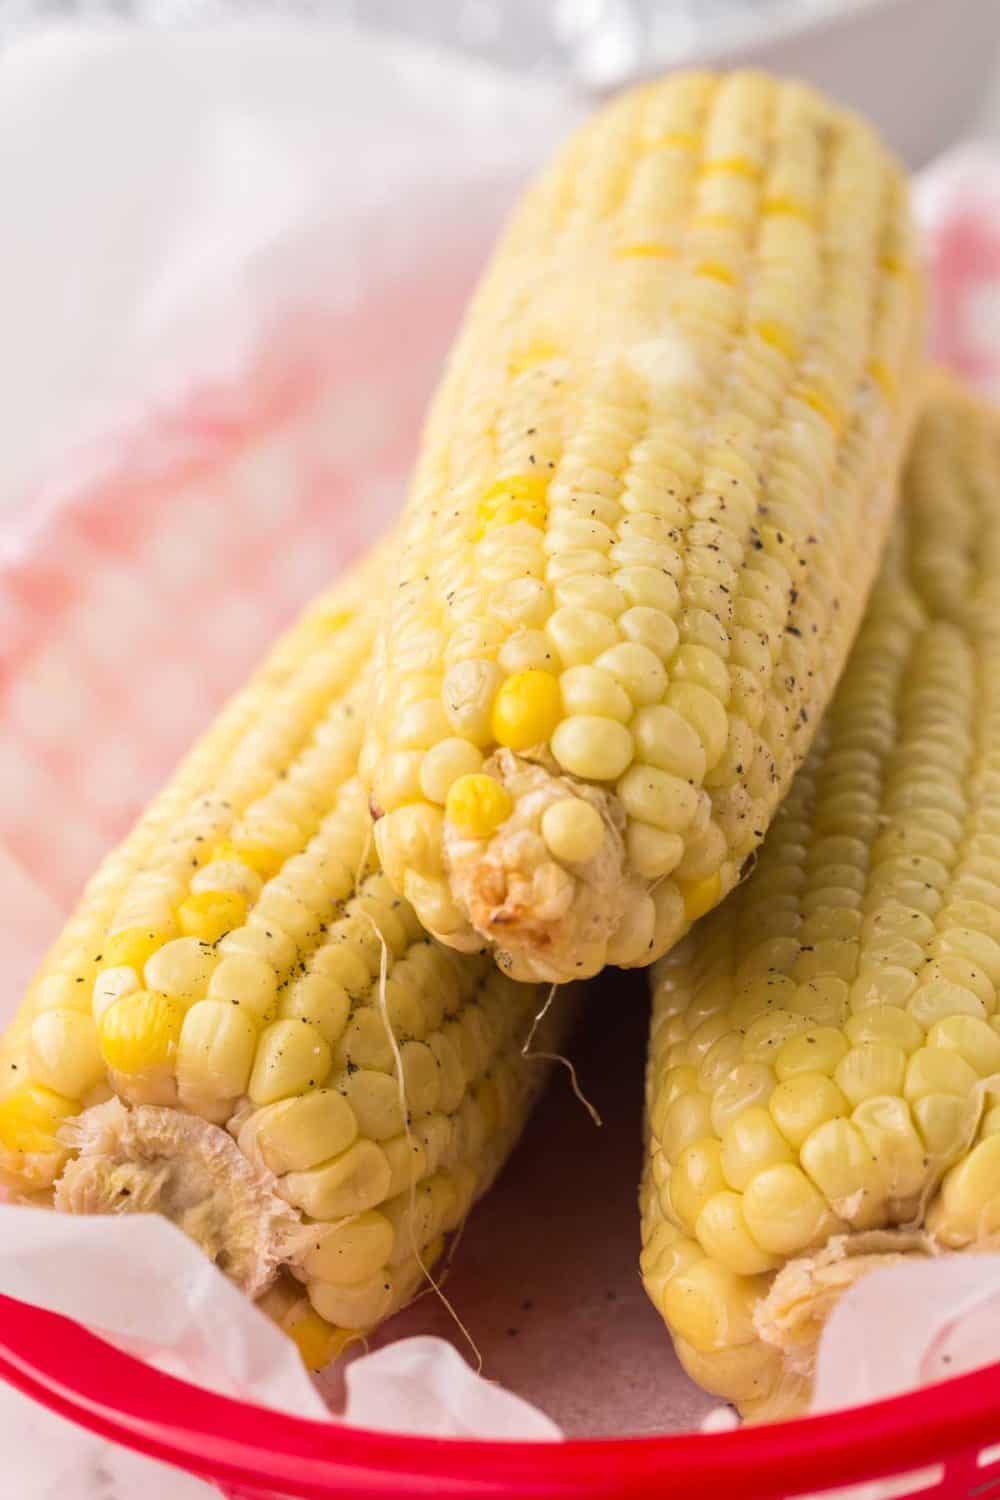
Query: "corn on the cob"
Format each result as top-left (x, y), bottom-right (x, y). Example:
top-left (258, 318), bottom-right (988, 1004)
top-left (0, 543), bottom-right (576, 1362)
top-left (362, 69), bottom-right (925, 985)
top-left (641, 377), bottom-right (1000, 1420)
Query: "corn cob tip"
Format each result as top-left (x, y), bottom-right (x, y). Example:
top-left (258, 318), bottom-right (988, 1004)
top-left (54, 1098), bottom-right (299, 1296)
top-left (441, 750), bottom-right (651, 983)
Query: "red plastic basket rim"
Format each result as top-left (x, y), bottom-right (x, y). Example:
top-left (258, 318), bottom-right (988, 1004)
top-left (2, 1293), bottom-right (1000, 1498)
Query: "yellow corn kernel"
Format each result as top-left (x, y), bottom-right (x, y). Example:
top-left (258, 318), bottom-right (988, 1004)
top-left (283, 1302), bottom-right (348, 1372)
top-left (445, 775), bottom-right (513, 839)
top-left (762, 194), bottom-right (815, 223)
top-left (0, 1084), bottom-right (76, 1155)
top-left (103, 926), bottom-right (175, 972)
top-left (678, 872), bottom-right (723, 925)
top-left (211, 839), bottom-right (282, 880)
top-left (178, 890), bottom-right (248, 945)
top-left (701, 155), bottom-right (761, 179)
top-left (695, 259), bottom-right (737, 285)
top-left (796, 383), bottom-right (843, 435)
top-left (742, 1162), bottom-right (839, 1255)
top-left (491, 669), bottom-right (562, 752)
top-left (615, 241), bottom-right (676, 259)
top-left (508, 338), bottom-right (561, 374)
top-left (867, 358), bottom-right (897, 403)
top-left (99, 991), bottom-right (184, 1076)
top-left (753, 319), bottom-right (798, 360)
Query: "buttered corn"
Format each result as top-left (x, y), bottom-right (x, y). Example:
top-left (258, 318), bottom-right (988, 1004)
top-left (0, 542), bottom-right (576, 1362)
top-left (364, 69), bottom-right (925, 983)
top-left (641, 379), bottom-right (1000, 1418)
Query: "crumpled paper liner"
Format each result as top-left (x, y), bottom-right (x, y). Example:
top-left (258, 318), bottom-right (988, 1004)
top-left (2, 21), bottom-right (1000, 1499)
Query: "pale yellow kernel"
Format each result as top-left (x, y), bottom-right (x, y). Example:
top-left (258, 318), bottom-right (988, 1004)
top-left (372, 751), bottom-right (424, 813)
top-left (695, 1190), bottom-right (780, 1276)
top-left (660, 1090), bottom-right (714, 1161)
top-left (908, 979), bottom-right (986, 1029)
top-left (774, 1027), bottom-right (849, 1082)
top-left (912, 1093), bottom-right (970, 1159)
top-left (672, 644), bottom-right (730, 704)
top-left (743, 1162), bottom-right (839, 1254)
top-left (853, 1095), bottom-right (927, 1203)
top-left (927, 1136), bottom-right (1000, 1246)
top-left (442, 659), bottom-right (504, 746)
top-left (849, 965), bottom-right (919, 1012)
top-left (632, 705), bottom-right (707, 782)
top-left (491, 669), bottom-right (562, 751)
top-left (628, 822), bottom-right (684, 881)
top-left (178, 890), bottom-right (248, 946)
top-left (283, 1139), bottom-right (392, 1220)
top-left (671, 1139), bottom-right (727, 1230)
top-left (207, 954), bottom-right (279, 1021)
top-left (546, 607), bottom-right (618, 667)
top-left (595, 641), bottom-right (667, 708)
top-left (845, 1005), bottom-right (923, 1054)
top-left (99, 992), bottom-right (183, 1077)
top-left (301, 1211), bottom-right (394, 1285)
top-left (619, 606), bottom-right (680, 662)
top-left (927, 1015), bottom-right (1000, 1076)
top-left (558, 664), bottom-right (632, 724)
top-left (541, 798), bottom-right (605, 864)
top-left (490, 577), bottom-right (553, 629)
top-left (177, 1000), bottom-right (257, 1105)
top-left (374, 804), bottom-right (445, 888)
top-left (835, 1042), bottom-right (907, 1106)
top-left (800, 1116), bottom-right (883, 1226)
top-left (249, 1090), bottom-right (358, 1174)
top-left (661, 1258), bottom-right (763, 1353)
top-left (143, 937), bottom-right (217, 1006)
top-left (904, 1045), bottom-right (980, 1101)
top-left (249, 1019), bottom-right (333, 1105)
top-left (665, 683), bottom-right (728, 770)
top-left (31, 975), bottom-right (85, 1015)
top-left (606, 894), bottom-right (656, 966)
top-left (742, 1009), bottom-right (807, 1064)
top-left (720, 1106), bottom-right (792, 1191)
top-left (498, 629), bottom-right (558, 675)
top-left (29, 1010), bottom-right (103, 1100)
top-left (191, 859), bottom-right (262, 905)
top-left (618, 765), bottom-right (700, 834)
top-left (445, 774), bottom-right (513, 838)
top-left (280, 973), bottom-right (351, 1048)
top-left (769, 1073), bottom-right (848, 1150)
top-left (551, 715), bottom-right (634, 781)
top-left (92, 966), bottom-right (140, 1024)
top-left (710, 1063), bottom-right (776, 1136)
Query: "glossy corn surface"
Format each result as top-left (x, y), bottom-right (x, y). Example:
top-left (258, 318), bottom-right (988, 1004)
top-left (0, 542), bottom-right (576, 1351)
top-left (365, 69), bottom-right (925, 985)
top-left (641, 379), bottom-right (1000, 1418)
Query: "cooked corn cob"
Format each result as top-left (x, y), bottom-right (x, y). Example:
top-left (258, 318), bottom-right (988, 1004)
top-left (363, 70), bottom-right (925, 985)
top-left (0, 542), bottom-right (575, 1364)
top-left (641, 377), bottom-right (1000, 1420)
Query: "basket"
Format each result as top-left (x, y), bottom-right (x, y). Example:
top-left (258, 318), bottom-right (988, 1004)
top-left (2, 1292), bottom-right (1000, 1499)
